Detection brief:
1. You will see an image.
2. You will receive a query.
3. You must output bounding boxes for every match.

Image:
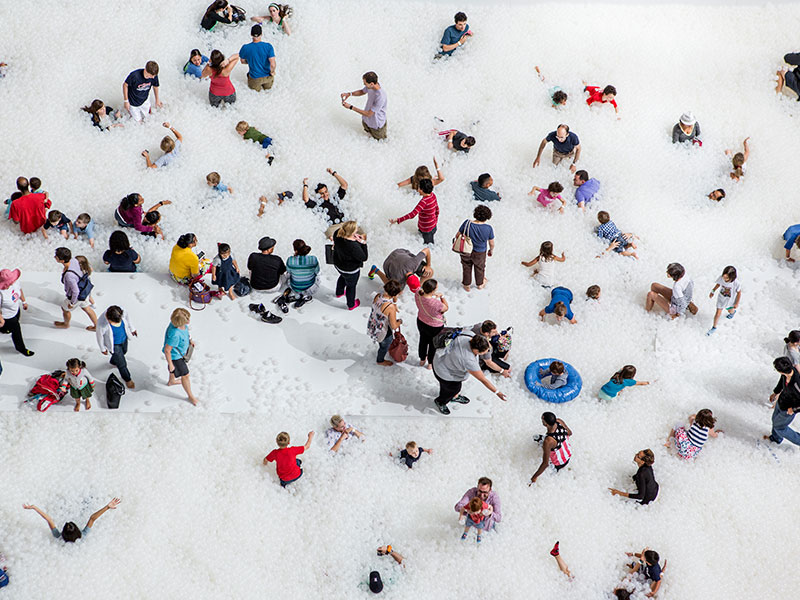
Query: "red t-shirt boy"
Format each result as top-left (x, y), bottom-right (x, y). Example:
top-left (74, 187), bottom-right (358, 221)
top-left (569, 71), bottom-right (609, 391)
top-left (264, 431), bottom-right (315, 487)
top-left (584, 84), bottom-right (618, 115)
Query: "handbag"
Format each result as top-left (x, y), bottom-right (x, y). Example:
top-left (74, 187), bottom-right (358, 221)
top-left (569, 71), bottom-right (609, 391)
top-left (184, 343), bottom-right (194, 362)
top-left (452, 220), bottom-right (473, 255)
top-left (388, 329), bottom-right (408, 363)
top-left (325, 243), bottom-right (335, 265)
top-left (233, 276), bottom-right (251, 297)
top-left (189, 277), bottom-right (212, 310)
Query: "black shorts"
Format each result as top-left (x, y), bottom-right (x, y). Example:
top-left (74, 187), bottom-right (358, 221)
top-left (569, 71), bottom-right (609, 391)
top-left (171, 358), bottom-right (189, 378)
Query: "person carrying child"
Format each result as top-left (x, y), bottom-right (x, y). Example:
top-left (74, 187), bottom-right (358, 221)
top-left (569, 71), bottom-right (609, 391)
top-left (538, 361), bottom-right (567, 389)
top-left (459, 495), bottom-right (493, 544)
top-left (211, 243), bottom-right (241, 300)
top-left (707, 265), bottom-right (742, 336)
top-left (54, 248), bottom-right (97, 330)
top-left (391, 441), bottom-right (433, 469)
top-left (725, 137), bottom-right (750, 181)
top-left (143, 122), bottom-right (183, 169)
top-left (596, 211), bottom-right (638, 259)
top-left (9, 183), bottom-right (50, 235)
top-left (65, 358), bottom-right (94, 411)
top-left (264, 431), bottom-right (315, 487)
top-left (96, 305), bottom-right (137, 389)
top-left (0, 268), bottom-right (34, 356)
top-left (528, 182), bottom-right (565, 212)
top-left (538, 286), bottom-right (577, 324)
top-left (665, 409), bottom-right (721, 459)
top-left (72, 213), bottom-right (96, 248)
top-left (645, 262), bottom-right (697, 319)
top-left (42, 210), bottom-right (73, 240)
top-left (598, 365), bottom-right (649, 401)
top-left (521, 241), bottom-right (565, 288)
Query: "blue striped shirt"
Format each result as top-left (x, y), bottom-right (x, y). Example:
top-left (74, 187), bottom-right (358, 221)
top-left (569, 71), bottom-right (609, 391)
top-left (687, 422), bottom-right (708, 447)
top-left (287, 255), bottom-right (320, 292)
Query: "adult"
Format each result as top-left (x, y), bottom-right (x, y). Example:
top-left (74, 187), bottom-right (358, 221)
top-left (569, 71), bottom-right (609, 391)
top-left (608, 449), bottom-right (659, 505)
top-left (532, 124), bottom-right (582, 172)
top-left (286, 239), bottom-right (319, 306)
top-left (251, 3), bottom-right (293, 35)
top-left (471, 320), bottom-right (511, 375)
top-left (672, 112), bottom-right (701, 145)
top-left (457, 204), bottom-right (494, 292)
top-left (776, 52), bottom-right (800, 100)
top-left (239, 25), bottom-right (276, 91)
top-left (248, 236), bottom-right (286, 292)
top-left (707, 188), bottom-right (726, 202)
top-left (397, 160), bottom-right (444, 190)
top-left (784, 330), bottom-right (800, 373)
top-left (645, 262), bottom-right (697, 319)
top-left (530, 412), bottom-right (572, 483)
top-left (415, 278), bottom-right (447, 368)
top-left (431, 333), bottom-right (507, 415)
top-left (325, 414), bottom-right (365, 453)
top-left (783, 223), bottom-right (800, 261)
top-left (183, 49), bottom-right (209, 78)
top-left (123, 61), bottom-right (161, 122)
top-left (573, 170), bottom-right (600, 209)
top-left (0, 268), bottom-right (34, 356)
top-left (341, 71), bottom-right (387, 140)
top-left (301, 169), bottom-right (350, 237)
top-left (23, 498), bottom-right (121, 542)
top-left (765, 356), bottom-right (800, 447)
top-left (202, 50), bottom-right (239, 106)
top-left (443, 129), bottom-right (475, 153)
top-left (539, 286), bottom-right (577, 324)
top-left (439, 12), bottom-right (472, 57)
top-left (96, 305), bottom-right (137, 389)
top-left (8, 182), bottom-right (50, 235)
top-left (372, 247), bottom-right (433, 291)
top-left (470, 173), bottom-right (501, 202)
top-left (103, 231), bottom-right (141, 273)
top-left (169, 233), bottom-right (201, 285)
top-left (333, 221), bottom-right (368, 310)
top-left (390, 178), bottom-right (439, 244)
top-left (53, 247), bottom-right (97, 330)
top-left (367, 279), bottom-right (403, 366)
top-left (81, 99), bottom-right (122, 130)
top-left (115, 194), bottom-right (170, 238)
top-left (163, 307), bottom-right (198, 405)
top-left (454, 477), bottom-right (502, 532)
top-left (201, 0), bottom-right (233, 31)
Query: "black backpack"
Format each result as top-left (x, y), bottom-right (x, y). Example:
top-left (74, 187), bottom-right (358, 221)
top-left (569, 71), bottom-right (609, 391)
top-left (432, 327), bottom-right (465, 349)
top-left (106, 373), bottom-right (125, 409)
top-left (230, 5), bottom-right (247, 22)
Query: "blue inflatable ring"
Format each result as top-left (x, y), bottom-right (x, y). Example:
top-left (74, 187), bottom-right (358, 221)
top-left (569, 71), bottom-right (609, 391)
top-left (524, 358), bottom-right (582, 403)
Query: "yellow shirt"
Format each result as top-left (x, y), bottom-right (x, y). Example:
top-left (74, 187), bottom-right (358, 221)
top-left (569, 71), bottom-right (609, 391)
top-left (169, 245), bottom-right (199, 279)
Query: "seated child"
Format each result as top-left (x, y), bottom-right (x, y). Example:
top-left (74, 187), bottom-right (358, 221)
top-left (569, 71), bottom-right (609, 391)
top-left (583, 83), bottom-right (618, 115)
top-left (598, 365), bottom-right (649, 401)
top-left (708, 188), bottom-right (726, 202)
top-left (263, 431), bottom-right (315, 488)
top-left (211, 243), bottom-right (241, 300)
top-left (664, 409), bottom-right (721, 460)
top-left (43, 210), bottom-right (73, 240)
top-left (391, 441), bottom-right (433, 469)
top-left (586, 285), bottom-right (601, 301)
top-left (206, 172), bottom-right (234, 194)
top-left (725, 136), bottom-right (750, 181)
top-left (29, 177), bottom-right (47, 196)
top-left (439, 129), bottom-right (475, 153)
top-left (459, 496), bottom-right (493, 543)
top-left (539, 361), bottom-right (567, 389)
top-left (528, 182), bottom-right (566, 213)
top-left (707, 265), bottom-right (742, 336)
top-left (596, 211), bottom-right (638, 259)
top-left (73, 213), bottom-right (96, 248)
top-left (236, 120), bottom-right (274, 163)
top-left (142, 122), bottom-right (183, 169)
top-left (183, 49), bottom-right (209, 79)
top-left (521, 241), bottom-right (565, 288)
top-left (626, 548), bottom-right (664, 598)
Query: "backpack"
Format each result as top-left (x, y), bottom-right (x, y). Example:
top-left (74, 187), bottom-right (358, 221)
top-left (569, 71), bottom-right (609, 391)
top-left (233, 276), bottom-right (251, 297)
top-left (66, 269), bottom-right (93, 302)
top-left (106, 373), bottom-right (125, 409)
top-left (28, 372), bottom-right (67, 412)
top-left (492, 326), bottom-right (513, 354)
top-left (432, 327), bottom-right (465, 349)
top-left (189, 278), bottom-right (213, 310)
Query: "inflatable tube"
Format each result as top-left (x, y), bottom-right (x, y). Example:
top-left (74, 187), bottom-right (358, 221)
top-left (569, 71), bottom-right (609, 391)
top-left (524, 358), bottom-right (582, 403)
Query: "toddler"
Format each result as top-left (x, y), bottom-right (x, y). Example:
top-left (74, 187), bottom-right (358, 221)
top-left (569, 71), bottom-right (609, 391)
top-left (707, 265), bottom-right (742, 336)
top-left (73, 213), bottom-right (96, 248)
top-left (583, 83), bottom-right (619, 115)
top-left (539, 361), bottom-right (567, 389)
top-left (206, 171), bottom-right (234, 194)
top-left (263, 431), bottom-right (315, 488)
top-left (211, 243), bottom-right (241, 300)
top-left (598, 365), bottom-right (649, 401)
top-left (586, 285), bottom-right (601, 301)
top-left (392, 441), bottom-right (433, 469)
top-left (596, 211), bottom-right (638, 259)
top-left (521, 241), bottom-right (565, 288)
top-left (142, 122), bottom-right (183, 169)
top-left (29, 177), bottom-right (47, 196)
top-left (725, 137), bottom-right (750, 181)
top-left (459, 495), bottom-right (493, 543)
top-left (236, 120), bottom-right (274, 163)
top-left (534, 66), bottom-right (568, 107)
top-left (528, 182), bottom-right (566, 213)
top-left (65, 358), bottom-right (94, 411)
top-left (43, 210), bottom-right (73, 240)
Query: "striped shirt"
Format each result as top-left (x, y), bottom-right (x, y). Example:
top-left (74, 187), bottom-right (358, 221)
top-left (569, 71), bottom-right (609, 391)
top-left (548, 424), bottom-right (572, 466)
top-left (396, 193), bottom-right (439, 233)
top-left (687, 422), bottom-right (709, 447)
top-left (286, 255), bottom-right (320, 292)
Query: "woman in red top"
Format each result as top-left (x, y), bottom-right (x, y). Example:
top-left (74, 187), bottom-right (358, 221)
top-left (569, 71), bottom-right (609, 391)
top-left (390, 178), bottom-right (439, 244)
top-left (202, 50), bottom-right (239, 107)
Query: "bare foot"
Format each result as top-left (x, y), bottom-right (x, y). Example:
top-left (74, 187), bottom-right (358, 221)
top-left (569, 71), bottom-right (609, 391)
top-left (188, 396), bottom-right (199, 406)
top-left (462, 285), bottom-right (471, 292)
top-left (419, 360), bottom-right (427, 367)
top-left (167, 379), bottom-right (180, 387)
top-left (54, 321), bottom-right (69, 329)
top-left (663, 441), bottom-right (671, 448)
top-left (476, 283), bottom-right (486, 290)
top-left (378, 361), bottom-right (394, 367)
top-left (85, 399), bottom-right (91, 410)
top-left (74, 403), bottom-right (80, 412)
top-left (126, 380), bottom-right (136, 389)
top-left (426, 364), bottom-right (432, 370)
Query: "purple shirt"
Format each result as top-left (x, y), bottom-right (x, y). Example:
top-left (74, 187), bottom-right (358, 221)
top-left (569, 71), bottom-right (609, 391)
top-left (119, 204), bottom-right (154, 233)
top-left (61, 258), bottom-right (81, 303)
top-left (454, 487), bottom-right (502, 529)
top-left (575, 178), bottom-right (600, 205)
top-left (362, 86), bottom-right (387, 129)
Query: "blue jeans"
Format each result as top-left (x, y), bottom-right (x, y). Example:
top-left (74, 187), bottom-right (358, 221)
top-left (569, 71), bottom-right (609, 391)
top-left (377, 330), bottom-right (393, 363)
top-left (110, 340), bottom-right (131, 382)
top-left (770, 404), bottom-right (800, 446)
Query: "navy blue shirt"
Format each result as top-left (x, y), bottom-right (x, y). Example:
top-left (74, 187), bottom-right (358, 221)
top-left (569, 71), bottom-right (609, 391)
top-left (103, 249), bottom-right (139, 273)
top-left (440, 24), bottom-right (469, 56)
top-left (399, 448), bottom-right (425, 468)
top-left (546, 130), bottom-right (580, 154)
top-left (125, 69), bottom-right (159, 107)
top-left (643, 561), bottom-right (662, 582)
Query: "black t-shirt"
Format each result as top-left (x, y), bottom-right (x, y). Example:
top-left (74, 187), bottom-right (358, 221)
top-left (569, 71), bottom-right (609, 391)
top-left (247, 253), bottom-right (286, 290)
top-left (775, 371), bottom-right (800, 412)
top-left (630, 465), bottom-right (659, 505)
top-left (452, 132), bottom-right (470, 153)
top-left (201, 10), bottom-right (232, 30)
top-left (399, 448), bottom-right (425, 468)
top-left (103, 249), bottom-right (139, 273)
top-left (306, 186), bottom-right (346, 224)
top-left (125, 69), bottom-right (160, 107)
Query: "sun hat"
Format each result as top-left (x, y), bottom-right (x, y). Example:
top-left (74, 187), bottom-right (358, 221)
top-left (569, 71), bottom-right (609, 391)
top-left (679, 112), bottom-right (696, 126)
top-left (0, 268), bottom-right (21, 290)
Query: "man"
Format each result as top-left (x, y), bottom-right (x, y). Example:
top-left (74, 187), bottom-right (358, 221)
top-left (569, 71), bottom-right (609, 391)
top-left (765, 356), bottom-right (800, 447)
top-left (573, 170), bottom-right (600, 210)
top-left (454, 477), bottom-right (502, 532)
top-left (370, 247), bottom-right (433, 291)
top-left (53, 247), bottom-right (97, 330)
top-left (707, 188), bottom-right (726, 202)
top-left (470, 320), bottom-right (511, 376)
top-left (470, 173), bottom-right (501, 202)
top-left (123, 61), bottom-right (161, 122)
top-left (247, 236), bottom-right (286, 292)
top-left (239, 24), bottom-right (276, 91)
top-left (341, 71), bottom-right (387, 140)
top-left (532, 124), bottom-right (581, 172)
top-left (9, 177), bottom-right (50, 235)
top-left (301, 169), bottom-right (350, 237)
top-left (439, 12), bottom-right (472, 57)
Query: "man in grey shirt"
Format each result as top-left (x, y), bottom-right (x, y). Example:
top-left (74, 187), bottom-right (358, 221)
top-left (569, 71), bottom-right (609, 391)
top-left (370, 247), bottom-right (433, 291)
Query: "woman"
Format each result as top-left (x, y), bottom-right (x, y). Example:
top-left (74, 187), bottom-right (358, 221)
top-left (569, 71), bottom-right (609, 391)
top-left (608, 449), bottom-right (659, 505)
top-left (169, 234), bottom-right (201, 285)
top-left (183, 49), bottom-right (209, 78)
top-left (252, 3), bottom-right (292, 35)
top-left (396, 158), bottom-right (444, 190)
top-left (163, 308), bottom-right (199, 405)
top-left (765, 357), bottom-right (800, 445)
top-left (415, 278), bottom-right (447, 368)
top-left (201, 0), bottom-right (233, 31)
top-left (645, 262), bottom-right (697, 319)
top-left (23, 498), bottom-right (121, 542)
top-left (332, 221), bottom-right (368, 310)
top-left (672, 112), bottom-right (701, 145)
top-left (103, 231), bottom-right (141, 273)
top-left (457, 204), bottom-right (494, 292)
top-left (115, 193), bottom-right (171, 239)
top-left (96, 305), bottom-right (137, 389)
top-left (367, 279), bottom-right (403, 367)
top-left (0, 268), bottom-right (34, 356)
top-left (783, 330), bottom-right (800, 373)
top-left (530, 412), bottom-right (572, 483)
top-left (202, 50), bottom-right (239, 107)
top-left (81, 99), bottom-right (122, 130)
top-left (286, 239), bottom-right (320, 307)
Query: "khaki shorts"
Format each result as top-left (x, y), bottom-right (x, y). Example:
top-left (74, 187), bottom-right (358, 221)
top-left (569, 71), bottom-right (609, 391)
top-left (61, 297), bottom-right (91, 311)
top-left (362, 120), bottom-right (387, 140)
top-left (552, 149), bottom-right (575, 165)
top-left (248, 75), bottom-right (274, 91)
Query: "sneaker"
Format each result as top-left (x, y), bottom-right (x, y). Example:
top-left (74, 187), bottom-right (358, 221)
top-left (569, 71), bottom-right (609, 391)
top-left (275, 296), bottom-right (289, 314)
top-left (335, 292), bottom-right (345, 299)
top-left (550, 541), bottom-right (560, 557)
top-left (261, 311), bottom-right (282, 324)
top-left (476, 533), bottom-right (482, 544)
top-left (293, 295), bottom-right (313, 309)
top-left (348, 299), bottom-right (361, 311)
top-left (267, 156), bottom-right (275, 166)
top-left (461, 532), bottom-right (467, 541)
top-left (451, 395), bottom-right (470, 404)
top-left (21, 349), bottom-right (35, 357)
top-left (706, 327), bottom-right (717, 336)
top-left (726, 309), bottom-right (736, 319)
top-left (368, 265), bottom-right (379, 280)
top-left (435, 401), bottom-right (451, 415)
top-left (249, 303), bottom-right (265, 314)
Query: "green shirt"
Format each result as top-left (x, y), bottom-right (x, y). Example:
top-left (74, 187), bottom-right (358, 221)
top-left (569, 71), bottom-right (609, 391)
top-left (244, 127), bottom-right (267, 144)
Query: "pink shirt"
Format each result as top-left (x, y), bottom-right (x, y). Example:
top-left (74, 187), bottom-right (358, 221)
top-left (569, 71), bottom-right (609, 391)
top-left (210, 73), bottom-right (235, 96)
top-left (536, 189), bottom-right (561, 208)
top-left (415, 294), bottom-right (446, 327)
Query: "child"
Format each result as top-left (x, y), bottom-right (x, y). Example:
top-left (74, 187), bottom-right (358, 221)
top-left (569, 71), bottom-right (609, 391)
top-left (539, 287), bottom-right (577, 325)
top-left (75, 256), bottom-right (96, 307)
top-left (65, 358), bottom-right (94, 411)
top-left (626, 548), bottom-right (664, 598)
top-left (43, 210), bottom-right (73, 240)
top-left (707, 265), bottom-right (742, 336)
top-left (725, 137), bottom-right (750, 181)
top-left (596, 211), bottom-right (638, 259)
top-left (142, 122), bottom-right (183, 169)
top-left (390, 178), bottom-right (439, 244)
top-left (521, 241), bottom-right (565, 288)
top-left (29, 177), bottom-right (47, 196)
top-left (599, 365), bottom-right (650, 401)
top-left (528, 182), bottom-right (566, 213)
top-left (206, 172), bottom-right (234, 194)
top-left (586, 285), bottom-right (601, 300)
top-left (211, 243), bottom-right (241, 300)
top-left (534, 66), bottom-right (568, 107)
top-left (539, 361), bottom-right (567, 389)
top-left (236, 120), bottom-right (274, 163)
top-left (583, 83), bottom-right (619, 115)
top-left (263, 431), bottom-right (315, 487)
top-left (73, 213), bottom-right (96, 248)
top-left (459, 495), bottom-right (492, 543)
top-left (665, 409), bottom-right (721, 460)
top-left (0, 551), bottom-right (8, 588)
top-left (392, 441), bottom-right (433, 469)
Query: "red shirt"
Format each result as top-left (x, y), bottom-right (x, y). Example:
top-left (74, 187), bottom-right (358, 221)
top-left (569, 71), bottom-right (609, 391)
top-left (266, 446), bottom-right (304, 481)
top-left (585, 86), bottom-right (617, 108)
top-left (9, 193), bottom-right (51, 234)
top-left (397, 193), bottom-right (439, 232)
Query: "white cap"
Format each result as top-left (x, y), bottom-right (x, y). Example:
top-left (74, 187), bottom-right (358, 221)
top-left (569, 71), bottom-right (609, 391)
top-left (679, 112), bottom-right (696, 126)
